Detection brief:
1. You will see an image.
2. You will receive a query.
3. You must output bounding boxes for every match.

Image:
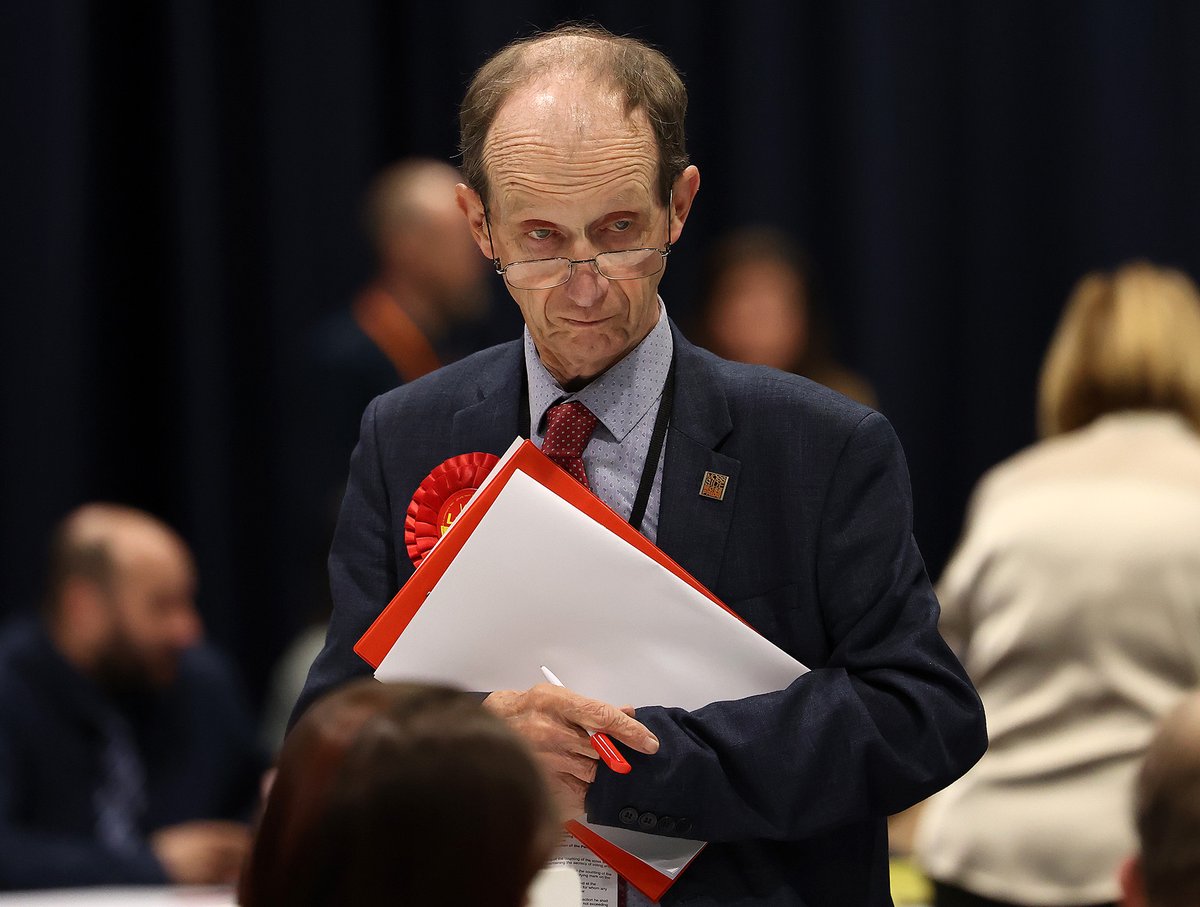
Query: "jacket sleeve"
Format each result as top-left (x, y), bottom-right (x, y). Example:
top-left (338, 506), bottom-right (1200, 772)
top-left (585, 411), bottom-right (987, 843)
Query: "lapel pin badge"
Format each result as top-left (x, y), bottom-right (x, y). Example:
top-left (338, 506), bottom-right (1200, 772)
top-left (699, 471), bottom-right (729, 501)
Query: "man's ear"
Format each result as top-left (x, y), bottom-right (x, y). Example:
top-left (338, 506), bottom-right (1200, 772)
top-left (59, 577), bottom-right (105, 623)
top-left (668, 165), bottom-right (701, 244)
top-left (1118, 854), bottom-right (1147, 907)
top-left (455, 183), bottom-right (495, 261)
top-left (53, 577), bottom-right (111, 667)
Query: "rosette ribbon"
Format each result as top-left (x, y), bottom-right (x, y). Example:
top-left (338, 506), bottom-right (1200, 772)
top-left (404, 451), bottom-right (500, 567)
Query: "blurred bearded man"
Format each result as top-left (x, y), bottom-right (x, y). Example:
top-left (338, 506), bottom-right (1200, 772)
top-left (0, 504), bottom-right (265, 890)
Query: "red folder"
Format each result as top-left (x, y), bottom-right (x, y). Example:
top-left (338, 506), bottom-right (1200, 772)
top-left (563, 818), bottom-right (705, 901)
top-left (355, 439), bottom-right (731, 900)
top-left (355, 439), bottom-right (747, 669)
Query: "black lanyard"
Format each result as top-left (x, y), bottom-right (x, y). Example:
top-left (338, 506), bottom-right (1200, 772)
top-left (519, 357), bottom-right (676, 534)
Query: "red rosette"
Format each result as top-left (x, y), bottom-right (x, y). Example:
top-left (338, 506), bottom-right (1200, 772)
top-left (404, 451), bottom-right (500, 567)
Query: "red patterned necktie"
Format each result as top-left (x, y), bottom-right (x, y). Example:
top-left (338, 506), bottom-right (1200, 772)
top-left (544, 399), bottom-right (623, 901)
top-left (542, 401), bottom-right (598, 488)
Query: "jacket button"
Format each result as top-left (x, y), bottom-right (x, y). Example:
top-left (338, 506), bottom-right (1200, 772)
top-left (638, 811), bottom-right (658, 831)
top-left (658, 816), bottom-right (677, 834)
top-left (619, 807), bottom-right (639, 826)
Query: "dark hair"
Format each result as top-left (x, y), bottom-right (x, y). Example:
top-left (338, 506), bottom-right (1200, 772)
top-left (239, 680), bottom-right (556, 907)
top-left (459, 23), bottom-right (689, 206)
top-left (1134, 693), bottom-right (1200, 907)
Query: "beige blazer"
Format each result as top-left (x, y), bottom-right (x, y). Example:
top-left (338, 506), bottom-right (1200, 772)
top-left (917, 411), bottom-right (1200, 904)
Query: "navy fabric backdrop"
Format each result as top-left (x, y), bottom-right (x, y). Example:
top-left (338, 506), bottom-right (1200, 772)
top-left (4, 1), bottom-right (1199, 704)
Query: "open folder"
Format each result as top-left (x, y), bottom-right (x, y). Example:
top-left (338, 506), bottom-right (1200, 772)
top-left (356, 439), bottom-right (808, 900)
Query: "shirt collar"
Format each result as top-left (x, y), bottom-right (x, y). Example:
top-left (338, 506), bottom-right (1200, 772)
top-left (525, 302), bottom-right (673, 442)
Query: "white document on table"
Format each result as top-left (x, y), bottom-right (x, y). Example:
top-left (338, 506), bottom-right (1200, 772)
top-left (531, 858), bottom-right (586, 907)
top-left (549, 836), bottom-right (613, 907)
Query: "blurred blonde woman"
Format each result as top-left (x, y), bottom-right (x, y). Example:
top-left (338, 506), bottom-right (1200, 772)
top-left (916, 261), bottom-right (1200, 907)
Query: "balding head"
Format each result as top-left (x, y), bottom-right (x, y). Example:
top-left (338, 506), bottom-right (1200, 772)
top-left (363, 159), bottom-right (463, 251)
top-left (458, 24), bottom-right (689, 207)
top-left (45, 504), bottom-right (201, 690)
top-left (363, 158), bottom-right (487, 320)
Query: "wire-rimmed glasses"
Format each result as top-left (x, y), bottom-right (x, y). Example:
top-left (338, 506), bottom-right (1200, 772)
top-left (484, 195), bottom-right (672, 291)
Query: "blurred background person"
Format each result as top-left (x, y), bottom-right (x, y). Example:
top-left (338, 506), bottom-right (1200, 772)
top-left (1120, 691), bottom-right (1200, 907)
top-left (306, 156), bottom-right (493, 468)
top-left (0, 504), bottom-right (265, 890)
top-left (696, 227), bottom-right (917, 901)
top-left (239, 680), bottom-right (558, 907)
top-left (265, 157), bottom-right (495, 753)
top-left (915, 261), bottom-right (1200, 907)
top-left (693, 226), bottom-right (877, 407)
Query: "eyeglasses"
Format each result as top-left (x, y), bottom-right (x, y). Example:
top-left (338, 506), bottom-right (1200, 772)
top-left (483, 194), bottom-right (673, 291)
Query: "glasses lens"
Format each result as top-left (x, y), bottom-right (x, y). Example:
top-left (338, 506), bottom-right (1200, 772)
top-left (503, 259), bottom-right (570, 290)
top-left (595, 249), bottom-right (665, 280)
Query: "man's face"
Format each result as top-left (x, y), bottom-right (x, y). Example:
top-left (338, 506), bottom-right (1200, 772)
top-left (94, 528), bottom-right (202, 692)
top-left (387, 173), bottom-right (490, 323)
top-left (420, 202), bottom-right (490, 317)
top-left (459, 80), bottom-right (698, 388)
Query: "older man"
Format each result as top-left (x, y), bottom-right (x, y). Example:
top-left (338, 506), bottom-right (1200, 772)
top-left (0, 504), bottom-right (264, 889)
top-left (296, 24), bottom-right (985, 905)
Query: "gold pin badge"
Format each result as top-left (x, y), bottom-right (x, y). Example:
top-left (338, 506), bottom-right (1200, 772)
top-left (699, 471), bottom-right (729, 501)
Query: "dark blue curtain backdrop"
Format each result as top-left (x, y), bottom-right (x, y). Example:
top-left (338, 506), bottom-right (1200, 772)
top-left (4, 1), bottom-right (1199, 706)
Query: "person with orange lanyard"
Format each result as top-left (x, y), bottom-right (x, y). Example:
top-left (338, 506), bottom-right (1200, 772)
top-left (264, 158), bottom-right (497, 753)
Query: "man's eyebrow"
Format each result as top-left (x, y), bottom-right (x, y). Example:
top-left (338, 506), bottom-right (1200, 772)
top-left (505, 210), bottom-right (645, 230)
top-left (595, 209), bottom-right (643, 221)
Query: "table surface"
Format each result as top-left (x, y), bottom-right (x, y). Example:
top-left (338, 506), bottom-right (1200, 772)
top-left (0, 888), bottom-right (235, 906)
top-left (0, 866), bottom-right (584, 906)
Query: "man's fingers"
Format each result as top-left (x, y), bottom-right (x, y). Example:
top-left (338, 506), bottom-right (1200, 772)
top-left (485, 685), bottom-right (659, 757)
top-left (560, 696), bottom-right (659, 755)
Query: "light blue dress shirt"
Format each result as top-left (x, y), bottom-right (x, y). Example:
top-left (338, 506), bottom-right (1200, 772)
top-left (524, 303), bottom-right (673, 543)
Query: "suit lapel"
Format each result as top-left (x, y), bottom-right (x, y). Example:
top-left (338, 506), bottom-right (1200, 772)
top-left (450, 341), bottom-right (526, 457)
top-left (656, 327), bottom-right (739, 594)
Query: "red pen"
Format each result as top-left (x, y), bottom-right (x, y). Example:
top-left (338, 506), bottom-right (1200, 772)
top-left (540, 664), bottom-right (633, 774)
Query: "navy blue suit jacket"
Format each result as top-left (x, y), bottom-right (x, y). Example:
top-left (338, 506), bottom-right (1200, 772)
top-left (296, 324), bottom-right (986, 905)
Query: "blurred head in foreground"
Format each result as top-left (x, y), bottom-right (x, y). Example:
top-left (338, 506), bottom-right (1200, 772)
top-left (1038, 260), bottom-right (1200, 439)
top-left (239, 680), bottom-right (557, 907)
top-left (1121, 692), bottom-right (1200, 907)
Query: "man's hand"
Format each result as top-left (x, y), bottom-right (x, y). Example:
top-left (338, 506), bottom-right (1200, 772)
top-left (150, 820), bottom-right (252, 885)
top-left (484, 684), bottom-right (658, 822)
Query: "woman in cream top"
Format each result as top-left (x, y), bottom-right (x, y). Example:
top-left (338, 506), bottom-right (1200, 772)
top-left (916, 261), bottom-right (1200, 907)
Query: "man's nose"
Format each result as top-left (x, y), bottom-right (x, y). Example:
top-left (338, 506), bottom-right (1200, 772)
top-left (564, 259), bottom-right (608, 307)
